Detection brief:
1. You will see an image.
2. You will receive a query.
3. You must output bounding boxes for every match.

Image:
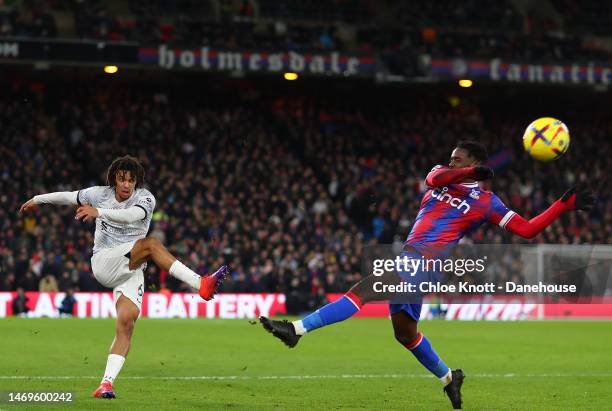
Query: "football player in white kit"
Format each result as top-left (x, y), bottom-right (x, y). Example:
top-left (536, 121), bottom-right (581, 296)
top-left (20, 155), bottom-right (229, 399)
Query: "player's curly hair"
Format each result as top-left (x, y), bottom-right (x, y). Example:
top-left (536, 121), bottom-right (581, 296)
top-left (106, 155), bottom-right (145, 188)
top-left (457, 140), bottom-right (488, 163)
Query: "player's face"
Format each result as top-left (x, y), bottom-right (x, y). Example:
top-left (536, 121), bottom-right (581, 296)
top-left (449, 148), bottom-right (478, 168)
top-left (115, 170), bottom-right (136, 201)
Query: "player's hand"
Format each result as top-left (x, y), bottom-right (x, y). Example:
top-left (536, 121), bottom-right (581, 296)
top-left (561, 187), bottom-right (595, 211)
top-left (19, 198), bottom-right (38, 214)
top-left (75, 205), bottom-right (99, 223)
top-left (472, 165), bottom-right (494, 181)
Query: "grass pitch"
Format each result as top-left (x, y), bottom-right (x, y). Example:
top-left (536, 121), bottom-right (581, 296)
top-left (0, 317), bottom-right (611, 410)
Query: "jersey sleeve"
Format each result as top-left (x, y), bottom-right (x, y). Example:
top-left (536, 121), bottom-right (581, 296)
top-left (425, 165), bottom-right (477, 188)
top-left (424, 165), bottom-right (443, 187)
top-left (77, 186), bottom-right (105, 207)
top-left (135, 190), bottom-right (156, 220)
top-left (487, 193), bottom-right (516, 229)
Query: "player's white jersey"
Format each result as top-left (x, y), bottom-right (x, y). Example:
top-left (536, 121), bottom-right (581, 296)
top-left (77, 186), bottom-right (156, 253)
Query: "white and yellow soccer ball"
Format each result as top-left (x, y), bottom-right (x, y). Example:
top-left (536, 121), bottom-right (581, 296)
top-left (522, 117), bottom-right (570, 162)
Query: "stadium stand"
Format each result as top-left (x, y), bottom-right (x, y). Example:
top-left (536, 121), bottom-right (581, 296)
top-left (0, 0), bottom-right (610, 313)
top-left (0, 75), bottom-right (609, 306)
top-left (0, 1), bottom-right (611, 62)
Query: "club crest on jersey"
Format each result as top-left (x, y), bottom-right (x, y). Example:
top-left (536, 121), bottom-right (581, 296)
top-left (469, 189), bottom-right (480, 200)
top-left (431, 187), bottom-right (471, 214)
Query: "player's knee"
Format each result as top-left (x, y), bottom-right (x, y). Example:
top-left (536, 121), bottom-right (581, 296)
top-left (394, 330), bottom-right (417, 346)
top-left (116, 307), bottom-right (138, 335)
top-left (117, 316), bottom-right (135, 335)
top-left (348, 278), bottom-right (377, 303)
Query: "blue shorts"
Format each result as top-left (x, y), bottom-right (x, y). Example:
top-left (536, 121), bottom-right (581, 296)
top-left (388, 249), bottom-right (441, 321)
top-left (389, 301), bottom-right (423, 321)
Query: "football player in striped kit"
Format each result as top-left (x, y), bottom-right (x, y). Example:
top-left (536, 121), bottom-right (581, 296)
top-left (260, 141), bottom-right (594, 409)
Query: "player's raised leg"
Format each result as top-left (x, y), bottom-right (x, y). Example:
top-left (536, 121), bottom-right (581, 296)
top-left (93, 295), bottom-right (139, 399)
top-left (128, 237), bottom-right (228, 300)
top-left (391, 310), bottom-right (464, 409)
top-left (260, 273), bottom-right (391, 347)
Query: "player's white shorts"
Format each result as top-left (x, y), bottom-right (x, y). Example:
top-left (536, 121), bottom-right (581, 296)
top-left (91, 241), bottom-right (145, 311)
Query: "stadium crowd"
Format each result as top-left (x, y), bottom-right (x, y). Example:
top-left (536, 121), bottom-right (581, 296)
top-left (1, 1), bottom-right (611, 64)
top-left (0, 78), bottom-right (609, 308)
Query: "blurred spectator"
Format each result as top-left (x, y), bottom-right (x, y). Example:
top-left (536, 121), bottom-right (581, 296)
top-left (39, 274), bottom-right (59, 292)
top-left (12, 287), bottom-right (29, 316)
top-left (58, 271), bottom-right (76, 291)
top-left (41, 253), bottom-right (61, 279)
top-left (0, 1), bottom-right (56, 38)
top-left (58, 288), bottom-right (76, 316)
top-left (19, 271), bottom-right (39, 291)
top-left (1, 273), bottom-right (17, 291)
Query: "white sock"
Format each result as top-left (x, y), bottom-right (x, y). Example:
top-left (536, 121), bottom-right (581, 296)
top-left (101, 354), bottom-right (125, 384)
top-left (169, 260), bottom-right (201, 290)
top-left (292, 320), bottom-right (307, 335)
top-left (440, 370), bottom-right (453, 386)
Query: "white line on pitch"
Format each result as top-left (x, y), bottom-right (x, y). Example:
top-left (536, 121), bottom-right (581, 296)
top-left (0, 373), bottom-right (611, 380)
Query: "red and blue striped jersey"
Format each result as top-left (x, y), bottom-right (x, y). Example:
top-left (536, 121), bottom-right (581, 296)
top-left (405, 166), bottom-right (515, 256)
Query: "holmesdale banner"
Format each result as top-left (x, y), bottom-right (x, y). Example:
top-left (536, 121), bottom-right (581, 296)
top-left (138, 45), bottom-right (376, 75)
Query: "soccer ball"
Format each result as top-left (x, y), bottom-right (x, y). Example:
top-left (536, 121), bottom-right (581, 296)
top-left (522, 117), bottom-right (570, 162)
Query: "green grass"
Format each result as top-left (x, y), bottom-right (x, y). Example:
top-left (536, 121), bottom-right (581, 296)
top-left (0, 318), bottom-right (611, 410)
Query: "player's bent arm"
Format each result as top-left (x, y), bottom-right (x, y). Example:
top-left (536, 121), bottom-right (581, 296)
top-left (33, 191), bottom-right (79, 205)
top-left (504, 187), bottom-right (595, 239)
top-left (425, 165), bottom-right (493, 187)
top-left (97, 207), bottom-right (146, 224)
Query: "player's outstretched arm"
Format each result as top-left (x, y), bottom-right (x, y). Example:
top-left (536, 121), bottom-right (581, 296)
top-left (19, 191), bottom-right (79, 214)
top-left (426, 165), bottom-right (493, 187)
top-left (505, 187), bottom-right (595, 239)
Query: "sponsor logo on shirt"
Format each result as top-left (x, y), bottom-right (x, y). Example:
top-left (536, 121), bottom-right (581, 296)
top-left (431, 187), bottom-right (471, 214)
